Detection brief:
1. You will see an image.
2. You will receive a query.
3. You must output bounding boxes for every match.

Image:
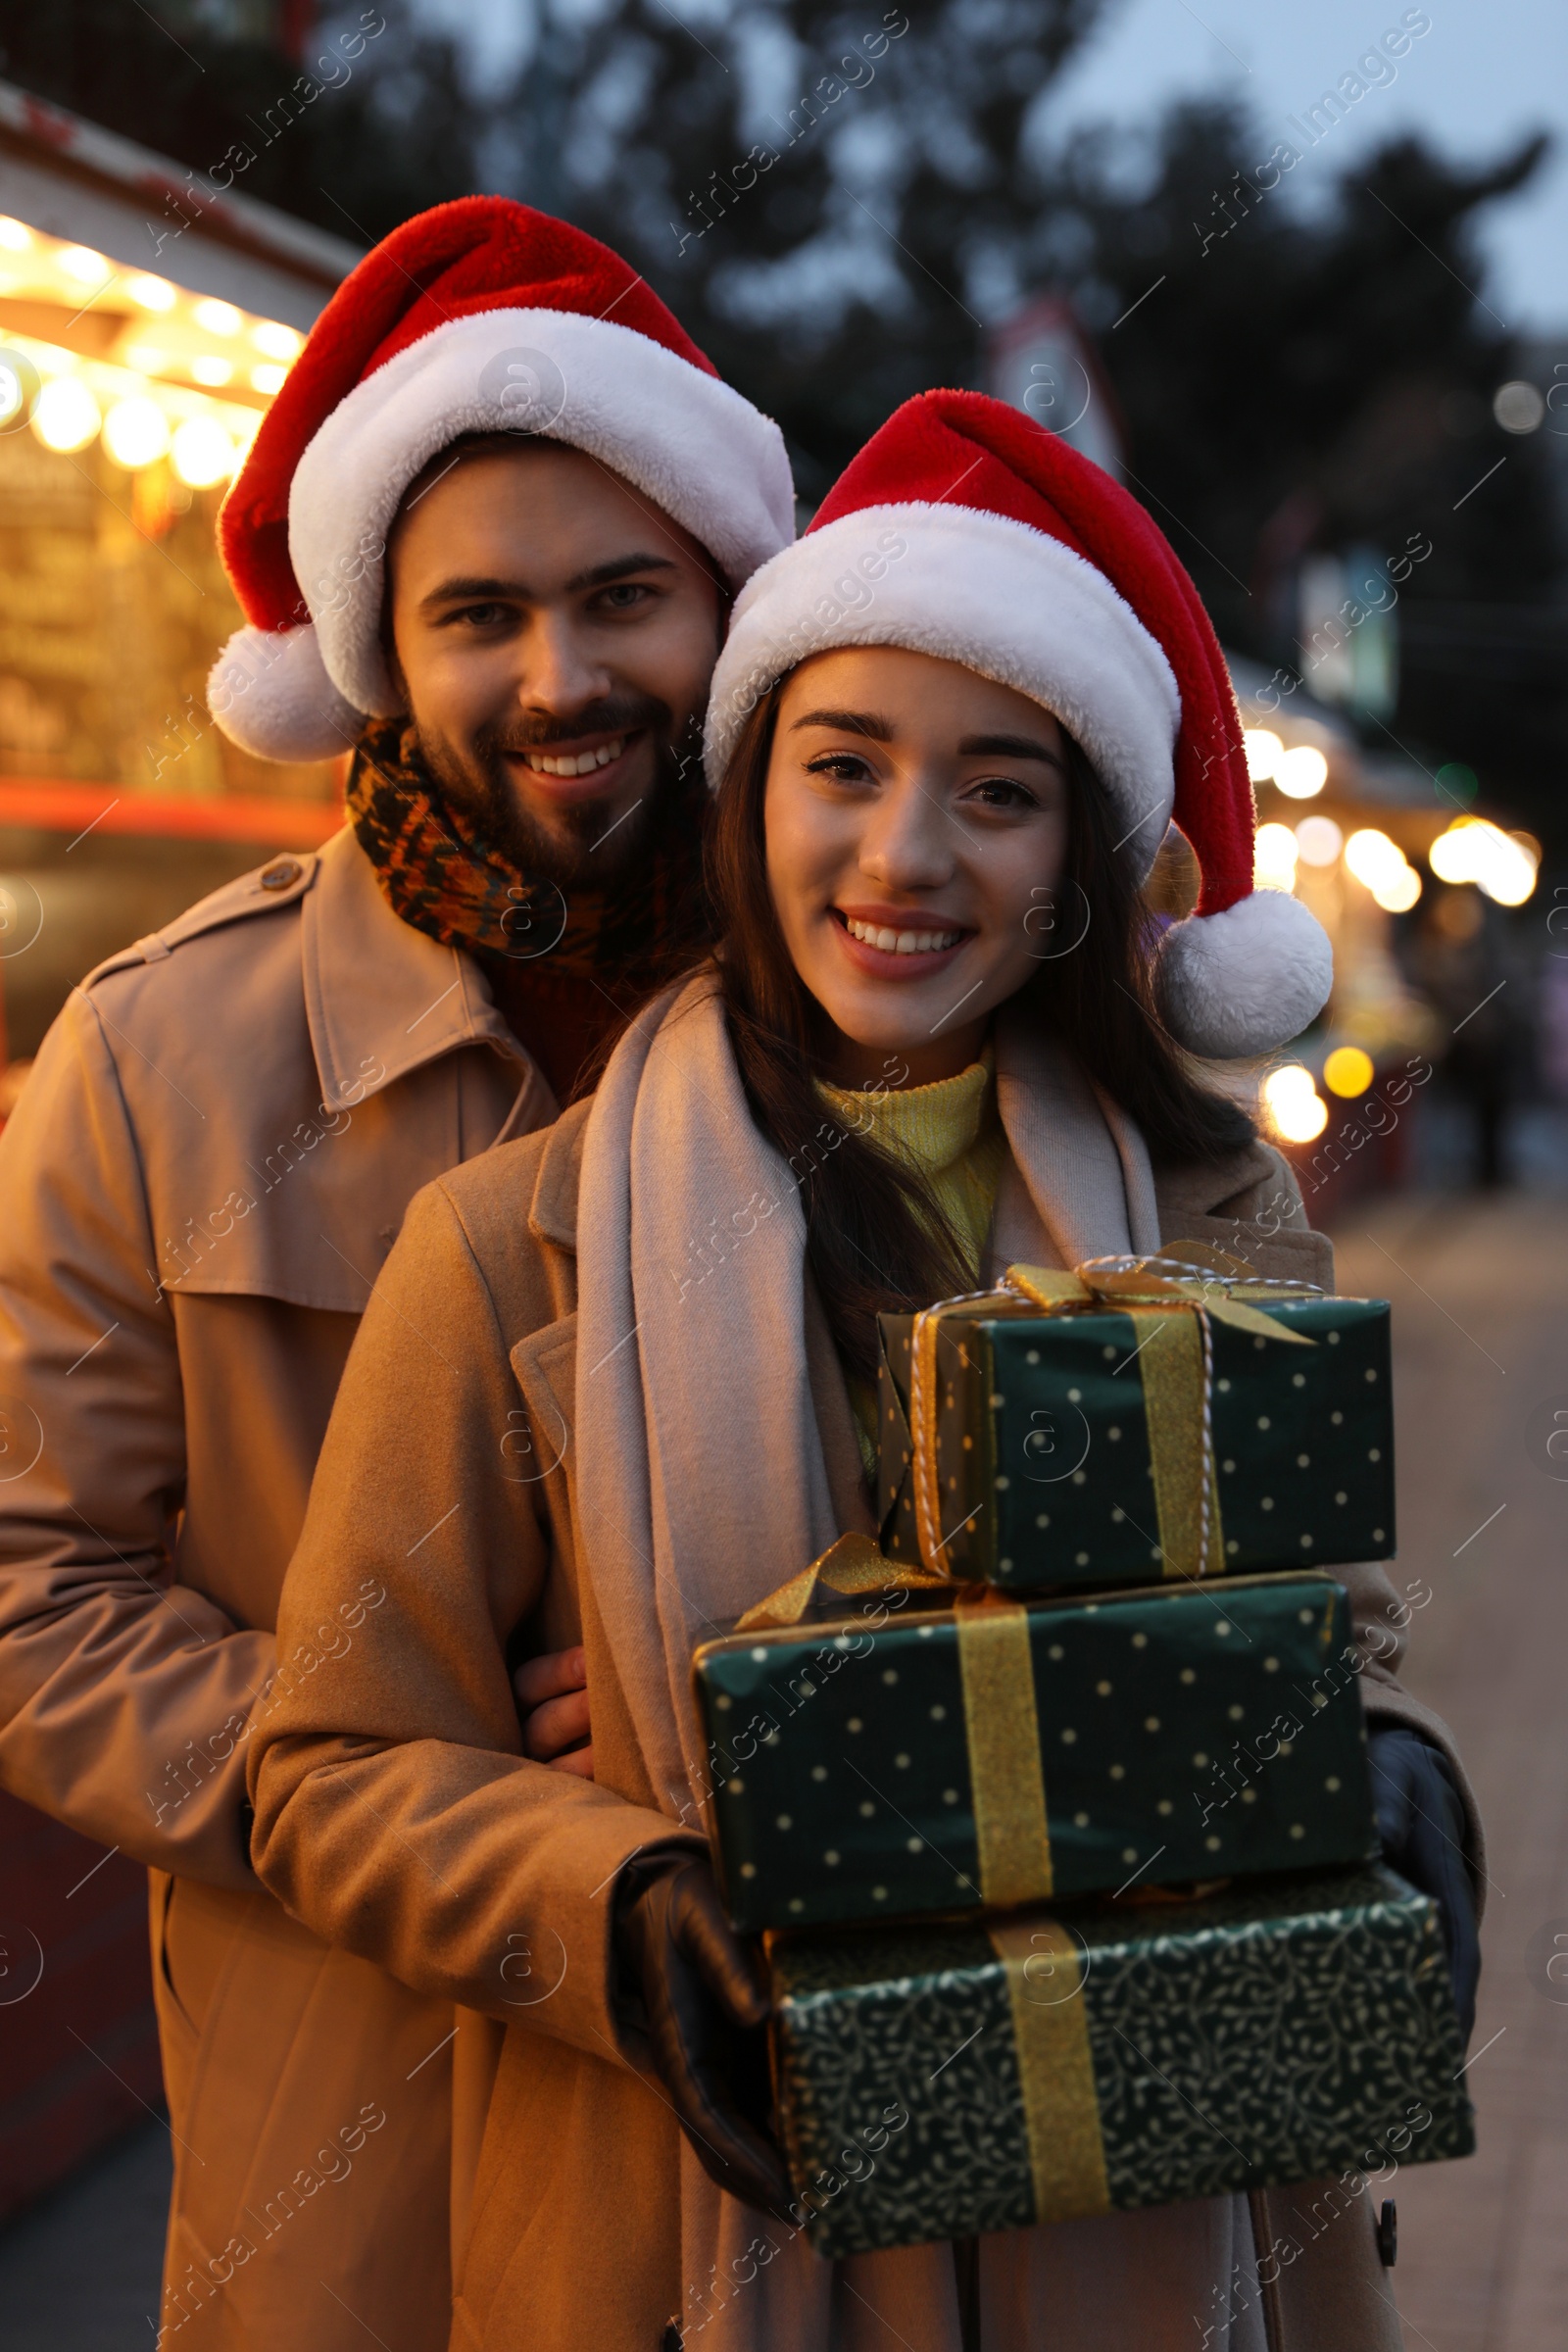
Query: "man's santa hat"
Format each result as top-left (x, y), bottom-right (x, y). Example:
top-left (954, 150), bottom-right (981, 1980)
top-left (704, 389), bottom-right (1331, 1060)
top-left (210, 197), bottom-right (795, 763)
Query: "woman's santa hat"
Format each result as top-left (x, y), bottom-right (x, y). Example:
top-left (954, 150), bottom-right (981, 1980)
top-left (210, 196), bottom-right (794, 763)
top-left (705, 389), bottom-right (1332, 1061)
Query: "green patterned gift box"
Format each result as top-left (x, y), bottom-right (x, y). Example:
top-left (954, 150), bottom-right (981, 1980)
top-left (770, 1865), bottom-right (1472, 2259)
top-left (693, 1571), bottom-right (1376, 1935)
top-left (877, 1269), bottom-right (1395, 1592)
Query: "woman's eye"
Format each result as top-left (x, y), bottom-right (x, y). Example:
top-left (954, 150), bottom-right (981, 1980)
top-left (963, 774), bottom-right (1038, 809)
top-left (806, 754), bottom-right (873, 785)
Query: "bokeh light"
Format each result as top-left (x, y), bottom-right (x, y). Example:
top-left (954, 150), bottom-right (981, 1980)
top-left (1429, 817), bottom-right (1538, 906)
top-left (1273, 745), bottom-right (1329, 799)
top-left (1323, 1046), bottom-right (1375, 1098)
top-left (1253, 822), bottom-right (1298, 893)
top-left (126, 274), bottom-right (176, 312)
top-left (1261, 1063), bottom-right (1329, 1144)
top-left (171, 415), bottom-right (236, 488)
top-left (1244, 728), bottom-right (1282, 782)
top-left (31, 376), bottom-right (101, 453)
top-left (102, 396), bottom-right (172, 469)
top-left (1295, 815), bottom-right (1344, 865)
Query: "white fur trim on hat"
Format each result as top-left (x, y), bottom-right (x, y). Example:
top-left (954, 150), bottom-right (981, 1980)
top-left (704, 504), bottom-right (1182, 867)
top-left (288, 308), bottom-right (794, 721)
top-left (208, 623), bottom-right (364, 761)
top-left (1154, 888), bottom-right (1333, 1058)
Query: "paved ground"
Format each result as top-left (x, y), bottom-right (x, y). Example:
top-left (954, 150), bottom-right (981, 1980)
top-left (0, 1181), bottom-right (1562, 2348)
top-left (0, 2116), bottom-right (170, 2346)
top-left (1331, 1193), bottom-right (1568, 2352)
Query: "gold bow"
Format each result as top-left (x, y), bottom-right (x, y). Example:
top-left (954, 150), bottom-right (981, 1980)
top-left (910, 1244), bottom-right (1318, 1586)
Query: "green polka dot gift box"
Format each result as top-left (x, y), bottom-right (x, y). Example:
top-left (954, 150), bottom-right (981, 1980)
top-left (691, 1571), bottom-right (1376, 1936)
top-left (877, 1279), bottom-right (1395, 1592)
top-left (769, 1864), bottom-right (1473, 2260)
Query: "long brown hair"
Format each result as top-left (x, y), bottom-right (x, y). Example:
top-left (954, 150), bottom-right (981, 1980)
top-left (704, 684), bottom-right (1254, 1380)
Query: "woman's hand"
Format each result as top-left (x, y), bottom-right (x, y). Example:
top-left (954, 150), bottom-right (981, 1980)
top-left (614, 1853), bottom-right (791, 2214)
top-left (514, 1644), bottom-right (593, 1778)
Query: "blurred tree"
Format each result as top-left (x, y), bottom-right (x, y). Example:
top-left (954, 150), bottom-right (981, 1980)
top-left (1055, 103), bottom-right (1564, 832)
top-left (549, 0), bottom-right (1107, 499)
top-left (0, 0), bottom-right (481, 246)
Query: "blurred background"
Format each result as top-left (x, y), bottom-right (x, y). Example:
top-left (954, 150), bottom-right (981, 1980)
top-left (0, 2), bottom-right (1563, 2345)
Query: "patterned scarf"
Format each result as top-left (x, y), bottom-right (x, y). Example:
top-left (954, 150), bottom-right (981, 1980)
top-left (345, 714), bottom-right (709, 988)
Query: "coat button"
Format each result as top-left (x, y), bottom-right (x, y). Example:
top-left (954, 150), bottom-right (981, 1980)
top-left (259, 858), bottom-right (302, 891)
top-left (1376, 2198), bottom-right (1396, 2267)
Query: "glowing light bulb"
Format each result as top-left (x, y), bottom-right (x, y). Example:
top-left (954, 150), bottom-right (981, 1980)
top-left (102, 395), bottom-right (172, 469)
top-left (1294, 815), bottom-right (1344, 866)
top-left (126, 273), bottom-right (176, 312)
top-left (1253, 822), bottom-right (1299, 894)
top-left (0, 217), bottom-right (32, 251)
top-left (191, 356), bottom-right (232, 387)
top-left (171, 416), bottom-right (236, 488)
top-left (1323, 1047), bottom-right (1375, 1099)
top-left (1244, 728), bottom-right (1282, 783)
top-left (58, 244), bottom-right (112, 285)
top-left (31, 376), bottom-right (101, 453)
top-left (250, 363), bottom-right (287, 395)
top-left (1274, 745), bottom-right (1329, 800)
top-left (194, 298), bottom-right (241, 336)
top-left (251, 319), bottom-right (303, 361)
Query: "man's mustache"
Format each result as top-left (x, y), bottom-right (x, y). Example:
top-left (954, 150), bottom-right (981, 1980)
top-left (484, 694), bottom-right (672, 755)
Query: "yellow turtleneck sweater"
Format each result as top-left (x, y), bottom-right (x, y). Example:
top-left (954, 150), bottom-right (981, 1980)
top-left (816, 1050), bottom-right (1007, 1472)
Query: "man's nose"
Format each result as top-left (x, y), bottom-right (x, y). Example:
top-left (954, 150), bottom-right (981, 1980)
top-left (516, 611), bottom-right (612, 718)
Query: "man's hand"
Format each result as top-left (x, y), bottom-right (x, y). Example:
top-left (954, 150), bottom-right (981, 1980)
top-left (514, 1645), bottom-right (593, 1778)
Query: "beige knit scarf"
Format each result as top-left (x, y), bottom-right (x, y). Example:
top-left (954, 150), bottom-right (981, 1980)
top-left (570, 973), bottom-right (1266, 2352)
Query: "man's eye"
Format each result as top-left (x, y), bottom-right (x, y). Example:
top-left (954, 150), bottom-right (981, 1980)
top-left (453, 603), bottom-right (508, 628)
top-left (599, 582), bottom-right (653, 611)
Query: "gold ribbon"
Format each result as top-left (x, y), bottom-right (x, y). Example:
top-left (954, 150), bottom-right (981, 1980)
top-left (989, 1916), bottom-right (1111, 2223)
top-left (956, 1590), bottom-right (1054, 1904)
top-left (909, 1246), bottom-right (1317, 1585)
top-left (732, 1539), bottom-right (1056, 1909)
top-left (734, 1533), bottom-right (947, 1631)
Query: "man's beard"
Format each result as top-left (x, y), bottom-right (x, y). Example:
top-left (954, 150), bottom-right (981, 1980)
top-left (414, 694), bottom-right (700, 894)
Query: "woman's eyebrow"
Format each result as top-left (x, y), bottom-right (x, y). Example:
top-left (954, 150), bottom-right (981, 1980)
top-left (957, 732), bottom-right (1066, 770)
top-left (789, 709), bottom-right (894, 742)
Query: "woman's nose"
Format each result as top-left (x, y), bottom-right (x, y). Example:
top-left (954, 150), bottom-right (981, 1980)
top-left (857, 770), bottom-right (956, 892)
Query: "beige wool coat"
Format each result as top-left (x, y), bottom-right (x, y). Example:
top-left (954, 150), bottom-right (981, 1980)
top-left (0, 823), bottom-right (561, 2350)
top-left (249, 1091), bottom-right (1479, 2352)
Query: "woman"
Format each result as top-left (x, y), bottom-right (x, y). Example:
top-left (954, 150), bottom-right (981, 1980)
top-left (249, 393), bottom-right (1478, 2352)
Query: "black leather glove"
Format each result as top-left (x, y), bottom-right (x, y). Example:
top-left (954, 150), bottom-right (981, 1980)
top-left (1367, 1727), bottom-right (1480, 2045)
top-left (613, 1853), bottom-right (790, 2213)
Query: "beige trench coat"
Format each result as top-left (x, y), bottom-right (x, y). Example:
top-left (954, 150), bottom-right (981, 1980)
top-left (0, 823), bottom-right (563, 2350)
top-left (249, 1096), bottom-right (1479, 2352)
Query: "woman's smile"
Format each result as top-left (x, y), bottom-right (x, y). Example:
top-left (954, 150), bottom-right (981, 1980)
top-left (831, 903), bottom-right (972, 974)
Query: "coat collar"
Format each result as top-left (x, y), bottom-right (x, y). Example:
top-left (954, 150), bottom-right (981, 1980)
top-left (526, 1079), bottom-right (1297, 1272)
top-left (301, 825), bottom-right (538, 1111)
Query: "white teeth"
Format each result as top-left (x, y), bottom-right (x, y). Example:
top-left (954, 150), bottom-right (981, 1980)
top-left (844, 917), bottom-right (961, 956)
top-left (524, 736), bottom-right (624, 777)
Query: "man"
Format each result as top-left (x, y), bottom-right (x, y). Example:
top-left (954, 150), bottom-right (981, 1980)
top-left (0, 195), bottom-right (791, 2349)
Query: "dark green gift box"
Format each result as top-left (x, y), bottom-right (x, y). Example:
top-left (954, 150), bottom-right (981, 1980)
top-left (878, 1295), bottom-right (1395, 1591)
top-left (693, 1573), bottom-right (1376, 1935)
top-left (771, 1864), bottom-right (1472, 2259)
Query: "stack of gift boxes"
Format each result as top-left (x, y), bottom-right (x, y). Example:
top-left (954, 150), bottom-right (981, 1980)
top-left (692, 1263), bottom-right (1474, 2256)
